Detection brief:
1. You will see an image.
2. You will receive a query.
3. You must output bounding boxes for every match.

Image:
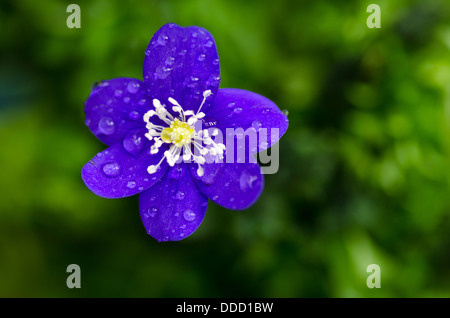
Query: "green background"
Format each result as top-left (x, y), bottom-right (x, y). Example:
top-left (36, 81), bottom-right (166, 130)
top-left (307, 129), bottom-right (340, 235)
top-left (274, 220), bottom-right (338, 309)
top-left (1, 0), bottom-right (450, 297)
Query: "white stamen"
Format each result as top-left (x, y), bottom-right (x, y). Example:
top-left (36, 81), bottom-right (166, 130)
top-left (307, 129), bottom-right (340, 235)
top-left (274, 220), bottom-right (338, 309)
top-left (144, 90), bottom-right (224, 177)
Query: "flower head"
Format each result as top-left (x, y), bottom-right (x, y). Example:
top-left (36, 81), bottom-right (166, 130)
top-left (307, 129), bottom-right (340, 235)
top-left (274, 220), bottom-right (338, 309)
top-left (82, 23), bottom-right (288, 242)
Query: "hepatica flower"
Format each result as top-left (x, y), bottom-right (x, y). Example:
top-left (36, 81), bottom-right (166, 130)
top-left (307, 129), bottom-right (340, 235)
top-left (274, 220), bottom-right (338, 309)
top-left (82, 23), bottom-right (288, 242)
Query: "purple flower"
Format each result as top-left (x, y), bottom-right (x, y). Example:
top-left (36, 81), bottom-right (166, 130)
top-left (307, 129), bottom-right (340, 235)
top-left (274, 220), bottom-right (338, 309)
top-left (82, 23), bottom-right (288, 242)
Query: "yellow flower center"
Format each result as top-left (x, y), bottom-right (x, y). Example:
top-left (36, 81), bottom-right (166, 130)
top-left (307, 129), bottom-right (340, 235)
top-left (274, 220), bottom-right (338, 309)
top-left (160, 119), bottom-right (195, 147)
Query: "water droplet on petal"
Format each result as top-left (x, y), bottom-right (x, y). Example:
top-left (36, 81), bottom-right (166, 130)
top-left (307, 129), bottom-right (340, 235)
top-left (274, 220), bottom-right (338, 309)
top-left (126, 180), bottom-right (136, 189)
top-left (128, 111), bottom-right (140, 120)
top-left (212, 195), bottom-right (219, 200)
top-left (260, 141), bottom-right (269, 150)
top-left (165, 56), bottom-right (175, 66)
top-left (213, 58), bottom-right (219, 65)
top-left (148, 206), bottom-right (158, 217)
top-left (175, 191), bottom-right (185, 200)
top-left (127, 81), bottom-right (140, 94)
top-left (227, 102), bottom-right (236, 108)
top-left (282, 109), bottom-right (289, 116)
top-left (205, 40), bottom-right (213, 48)
top-left (251, 120), bottom-right (262, 129)
top-left (114, 89), bottom-right (123, 97)
top-left (169, 165), bottom-right (185, 179)
top-left (239, 170), bottom-right (258, 192)
top-left (85, 118), bottom-right (91, 126)
top-left (122, 131), bottom-right (144, 156)
top-left (145, 49), bottom-right (151, 56)
top-left (155, 66), bottom-right (171, 79)
top-left (198, 54), bottom-right (206, 62)
top-left (157, 33), bottom-right (168, 46)
top-left (138, 99), bottom-right (147, 106)
top-left (98, 117), bottom-right (116, 135)
top-left (233, 107), bottom-right (243, 114)
top-left (123, 96), bottom-right (130, 103)
top-left (183, 210), bottom-right (196, 222)
top-left (102, 162), bottom-right (121, 177)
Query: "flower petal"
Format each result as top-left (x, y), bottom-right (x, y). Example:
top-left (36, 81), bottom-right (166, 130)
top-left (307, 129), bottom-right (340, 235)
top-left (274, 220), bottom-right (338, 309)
top-left (191, 161), bottom-right (264, 210)
top-left (85, 77), bottom-right (151, 146)
top-left (208, 88), bottom-right (289, 153)
top-left (81, 140), bottom-right (169, 199)
top-left (143, 23), bottom-right (220, 114)
top-left (139, 164), bottom-right (208, 242)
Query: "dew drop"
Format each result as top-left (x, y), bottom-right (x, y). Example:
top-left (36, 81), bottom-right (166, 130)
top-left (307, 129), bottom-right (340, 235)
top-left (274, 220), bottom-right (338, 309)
top-left (127, 81), bottom-right (140, 94)
top-left (138, 99), bottom-right (147, 106)
top-left (175, 191), bottom-right (185, 200)
top-left (251, 120), bottom-right (262, 129)
top-left (233, 107), bottom-right (243, 114)
top-left (282, 109), bottom-right (289, 116)
top-left (239, 170), bottom-right (258, 192)
top-left (145, 49), bottom-right (151, 56)
top-left (114, 89), bottom-right (123, 97)
top-left (260, 141), bottom-right (269, 150)
top-left (148, 206), bottom-right (158, 217)
top-left (155, 66), bottom-right (171, 80)
top-left (128, 111), bottom-right (140, 120)
top-left (197, 54), bottom-right (206, 62)
top-left (157, 33), bottom-right (168, 46)
top-left (123, 97), bottom-right (130, 103)
top-left (84, 118), bottom-right (91, 126)
top-left (169, 165), bottom-right (185, 179)
top-left (213, 58), bottom-right (219, 65)
top-left (102, 162), bottom-right (121, 177)
top-left (98, 117), bottom-right (116, 135)
top-left (180, 224), bottom-right (187, 229)
top-left (122, 131), bottom-right (144, 156)
top-left (183, 209), bottom-right (196, 222)
top-left (212, 195), bottom-right (219, 200)
top-left (126, 181), bottom-right (136, 189)
top-left (227, 102), bottom-right (236, 108)
top-left (165, 56), bottom-right (175, 66)
top-left (205, 40), bottom-right (213, 48)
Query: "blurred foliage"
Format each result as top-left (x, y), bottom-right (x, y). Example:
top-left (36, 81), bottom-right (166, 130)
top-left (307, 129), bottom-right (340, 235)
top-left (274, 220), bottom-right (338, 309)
top-left (1, 0), bottom-right (450, 297)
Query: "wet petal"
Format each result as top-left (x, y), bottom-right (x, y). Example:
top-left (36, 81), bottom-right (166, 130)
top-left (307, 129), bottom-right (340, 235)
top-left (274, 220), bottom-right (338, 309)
top-left (208, 88), bottom-right (289, 154)
top-left (143, 23), bottom-right (220, 114)
top-left (139, 164), bottom-right (208, 242)
top-left (81, 141), bottom-right (169, 199)
top-left (191, 161), bottom-right (264, 210)
top-left (85, 78), bottom-right (151, 146)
